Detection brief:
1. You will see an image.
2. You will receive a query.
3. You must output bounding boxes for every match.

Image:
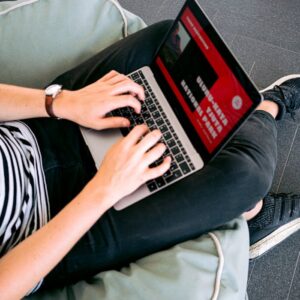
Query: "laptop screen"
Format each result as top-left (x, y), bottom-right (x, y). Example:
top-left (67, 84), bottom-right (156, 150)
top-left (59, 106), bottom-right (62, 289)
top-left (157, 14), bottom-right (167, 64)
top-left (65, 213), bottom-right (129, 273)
top-left (150, 0), bottom-right (262, 163)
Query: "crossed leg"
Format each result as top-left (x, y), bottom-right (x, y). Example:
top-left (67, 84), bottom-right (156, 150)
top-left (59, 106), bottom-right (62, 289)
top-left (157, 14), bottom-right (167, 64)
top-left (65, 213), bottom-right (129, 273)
top-left (36, 21), bottom-right (278, 289)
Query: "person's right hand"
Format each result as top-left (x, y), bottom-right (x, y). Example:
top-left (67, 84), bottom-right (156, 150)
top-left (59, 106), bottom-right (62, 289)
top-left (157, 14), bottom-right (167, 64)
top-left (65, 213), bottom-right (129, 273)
top-left (55, 70), bottom-right (145, 130)
top-left (85, 124), bottom-right (171, 209)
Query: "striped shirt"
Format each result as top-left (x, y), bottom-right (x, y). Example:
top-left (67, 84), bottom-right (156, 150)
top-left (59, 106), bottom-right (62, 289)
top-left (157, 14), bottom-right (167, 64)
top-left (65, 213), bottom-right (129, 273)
top-left (0, 121), bottom-right (49, 293)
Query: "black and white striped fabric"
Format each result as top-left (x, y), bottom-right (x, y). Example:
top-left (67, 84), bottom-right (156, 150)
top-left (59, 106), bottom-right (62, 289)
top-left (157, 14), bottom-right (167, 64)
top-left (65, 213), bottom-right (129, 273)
top-left (0, 121), bottom-right (49, 293)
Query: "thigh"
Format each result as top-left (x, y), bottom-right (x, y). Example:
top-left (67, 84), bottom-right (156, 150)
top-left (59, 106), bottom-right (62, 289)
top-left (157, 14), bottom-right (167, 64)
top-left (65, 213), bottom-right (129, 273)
top-left (42, 19), bottom-right (279, 288)
top-left (24, 118), bottom-right (96, 217)
top-left (28, 20), bottom-right (173, 217)
top-left (41, 20), bottom-right (278, 291)
top-left (43, 111), bottom-right (278, 290)
top-left (99, 111), bottom-right (278, 264)
top-left (52, 20), bottom-right (174, 90)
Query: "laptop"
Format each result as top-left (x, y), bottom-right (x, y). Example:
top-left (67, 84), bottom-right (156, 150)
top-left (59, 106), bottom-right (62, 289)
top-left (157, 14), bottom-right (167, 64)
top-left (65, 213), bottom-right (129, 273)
top-left (80, 0), bottom-right (262, 210)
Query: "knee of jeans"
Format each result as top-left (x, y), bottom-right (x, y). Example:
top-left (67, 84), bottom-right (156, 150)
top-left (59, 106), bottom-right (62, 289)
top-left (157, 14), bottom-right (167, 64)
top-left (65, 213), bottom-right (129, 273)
top-left (145, 19), bottom-right (174, 47)
top-left (154, 19), bottom-right (174, 31)
top-left (235, 153), bottom-right (275, 199)
top-left (162, 19), bottom-right (174, 28)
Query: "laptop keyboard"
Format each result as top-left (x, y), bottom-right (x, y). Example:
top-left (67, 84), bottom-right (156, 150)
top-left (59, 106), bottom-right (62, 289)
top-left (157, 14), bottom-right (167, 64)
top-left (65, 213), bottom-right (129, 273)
top-left (110, 70), bottom-right (195, 192)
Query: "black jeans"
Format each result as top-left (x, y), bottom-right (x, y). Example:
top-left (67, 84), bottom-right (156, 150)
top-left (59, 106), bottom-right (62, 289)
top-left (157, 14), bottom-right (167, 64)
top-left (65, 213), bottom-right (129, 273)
top-left (25, 20), bottom-right (278, 290)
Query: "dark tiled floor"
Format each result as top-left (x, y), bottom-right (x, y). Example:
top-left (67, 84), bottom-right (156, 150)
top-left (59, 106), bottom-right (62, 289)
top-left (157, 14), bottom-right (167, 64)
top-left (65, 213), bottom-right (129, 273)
top-left (120, 0), bottom-right (300, 299)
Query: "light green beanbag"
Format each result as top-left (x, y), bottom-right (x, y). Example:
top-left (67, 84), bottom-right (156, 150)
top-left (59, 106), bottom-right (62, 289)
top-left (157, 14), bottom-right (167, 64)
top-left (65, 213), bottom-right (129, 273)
top-left (0, 0), bottom-right (146, 88)
top-left (27, 218), bottom-right (249, 300)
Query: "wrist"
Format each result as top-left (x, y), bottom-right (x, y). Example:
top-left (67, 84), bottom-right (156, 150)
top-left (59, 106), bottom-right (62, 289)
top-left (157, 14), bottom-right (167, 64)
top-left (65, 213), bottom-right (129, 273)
top-left (81, 176), bottom-right (117, 212)
top-left (52, 90), bottom-right (72, 120)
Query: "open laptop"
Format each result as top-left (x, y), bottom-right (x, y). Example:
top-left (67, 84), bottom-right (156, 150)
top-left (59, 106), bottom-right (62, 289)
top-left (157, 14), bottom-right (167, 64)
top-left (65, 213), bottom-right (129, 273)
top-left (80, 0), bottom-right (262, 210)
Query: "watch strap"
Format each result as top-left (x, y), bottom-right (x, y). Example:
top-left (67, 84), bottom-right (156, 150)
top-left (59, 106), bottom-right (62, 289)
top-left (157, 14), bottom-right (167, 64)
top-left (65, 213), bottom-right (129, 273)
top-left (45, 95), bottom-right (58, 118)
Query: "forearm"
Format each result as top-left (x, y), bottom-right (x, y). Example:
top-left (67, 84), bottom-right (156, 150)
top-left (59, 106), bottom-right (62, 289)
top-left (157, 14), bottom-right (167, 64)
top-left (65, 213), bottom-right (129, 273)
top-left (0, 180), bottom-right (111, 300)
top-left (0, 72), bottom-right (145, 129)
top-left (0, 83), bottom-right (49, 121)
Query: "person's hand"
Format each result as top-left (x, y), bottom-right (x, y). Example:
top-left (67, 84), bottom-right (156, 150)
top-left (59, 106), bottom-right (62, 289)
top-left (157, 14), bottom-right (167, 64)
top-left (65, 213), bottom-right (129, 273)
top-left (85, 124), bottom-right (171, 208)
top-left (55, 70), bottom-right (145, 130)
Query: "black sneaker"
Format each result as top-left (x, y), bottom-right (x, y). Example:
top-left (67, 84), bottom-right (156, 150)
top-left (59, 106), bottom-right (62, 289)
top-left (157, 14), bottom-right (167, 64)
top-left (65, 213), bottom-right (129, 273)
top-left (261, 74), bottom-right (300, 120)
top-left (248, 193), bottom-right (300, 259)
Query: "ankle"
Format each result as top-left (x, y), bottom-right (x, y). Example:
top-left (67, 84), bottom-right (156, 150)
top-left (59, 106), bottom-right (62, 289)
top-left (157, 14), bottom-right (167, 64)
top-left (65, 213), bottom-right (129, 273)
top-left (243, 200), bottom-right (263, 221)
top-left (256, 100), bottom-right (279, 119)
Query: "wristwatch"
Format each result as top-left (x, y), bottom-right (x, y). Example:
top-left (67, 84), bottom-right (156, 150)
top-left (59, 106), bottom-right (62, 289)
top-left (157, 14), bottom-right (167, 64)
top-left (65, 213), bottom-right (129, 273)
top-left (45, 84), bottom-right (63, 118)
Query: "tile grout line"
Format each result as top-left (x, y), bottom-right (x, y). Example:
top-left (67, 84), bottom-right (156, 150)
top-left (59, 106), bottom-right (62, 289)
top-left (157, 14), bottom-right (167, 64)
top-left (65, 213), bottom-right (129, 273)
top-left (229, 33), bottom-right (237, 48)
top-left (249, 61), bottom-right (256, 77)
top-left (248, 260), bottom-right (256, 283)
top-left (232, 34), bottom-right (300, 57)
top-left (212, 9), bottom-right (219, 22)
top-left (276, 125), bottom-right (299, 193)
top-left (212, 8), bottom-right (219, 22)
top-left (156, 0), bottom-right (172, 20)
top-left (286, 250), bottom-right (300, 300)
top-left (228, 33), bottom-right (237, 49)
top-left (211, 6), bottom-right (300, 56)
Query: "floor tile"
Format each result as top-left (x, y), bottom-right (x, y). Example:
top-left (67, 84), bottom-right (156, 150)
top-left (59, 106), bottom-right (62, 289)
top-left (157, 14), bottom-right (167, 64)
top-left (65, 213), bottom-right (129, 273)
top-left (228, 36), bottom-right (256, 74)
top-left (230, 35), bottom-right (300, 89)
top-left (287, 251), bottom-right (300, 300)
top-left (270, 120), bottom-right (298, 193)
top-left (247, 231), bottom-right (300, 300)
top-left (216, 0), bottom-right (280, 19)
top-left (155, 0), bottom-right (188, 23)
top-left (278, 126), bottom-right (300, 193)
top-left (120, 0), bottom-right (170, 24)
top-left (121, 0), bottom-right (220, 26)
top-left (218, 0), bottom-right (300, 31)
top-left (248, 260), bottom-right (256, 282)
top-left (212, 4), bottom-right (300, 53)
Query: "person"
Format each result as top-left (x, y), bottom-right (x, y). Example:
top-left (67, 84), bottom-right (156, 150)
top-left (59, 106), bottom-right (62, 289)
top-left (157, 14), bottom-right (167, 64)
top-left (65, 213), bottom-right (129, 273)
top-left (0, 20), bottom-right (299, 299)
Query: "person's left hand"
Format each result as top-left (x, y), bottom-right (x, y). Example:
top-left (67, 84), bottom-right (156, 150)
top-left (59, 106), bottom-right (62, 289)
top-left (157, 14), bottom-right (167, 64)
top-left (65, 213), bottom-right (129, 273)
top-left (54, 70), bottom-right (145, 130)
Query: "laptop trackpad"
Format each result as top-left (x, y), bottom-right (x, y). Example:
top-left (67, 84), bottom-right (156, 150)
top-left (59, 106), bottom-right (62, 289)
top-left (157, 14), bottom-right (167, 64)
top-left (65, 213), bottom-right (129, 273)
top-left (80, 127), bottom-right (122, 169)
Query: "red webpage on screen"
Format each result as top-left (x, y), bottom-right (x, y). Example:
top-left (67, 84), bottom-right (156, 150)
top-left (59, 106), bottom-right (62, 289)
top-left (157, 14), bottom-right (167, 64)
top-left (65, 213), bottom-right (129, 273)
top-left (156, 7), bottom-right (253, 153)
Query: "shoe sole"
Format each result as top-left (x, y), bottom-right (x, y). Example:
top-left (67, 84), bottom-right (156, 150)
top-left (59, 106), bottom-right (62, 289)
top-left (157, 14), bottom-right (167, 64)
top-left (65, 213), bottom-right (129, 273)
top-left (260, 74), bottom-right (300, 93)
top-left (249, 218), bottom-right (300, 259)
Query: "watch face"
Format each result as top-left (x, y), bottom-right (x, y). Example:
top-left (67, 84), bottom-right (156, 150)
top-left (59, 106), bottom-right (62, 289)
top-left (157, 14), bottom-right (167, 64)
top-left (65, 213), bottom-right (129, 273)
top-left (45, 84), bottom-right (62, 96)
